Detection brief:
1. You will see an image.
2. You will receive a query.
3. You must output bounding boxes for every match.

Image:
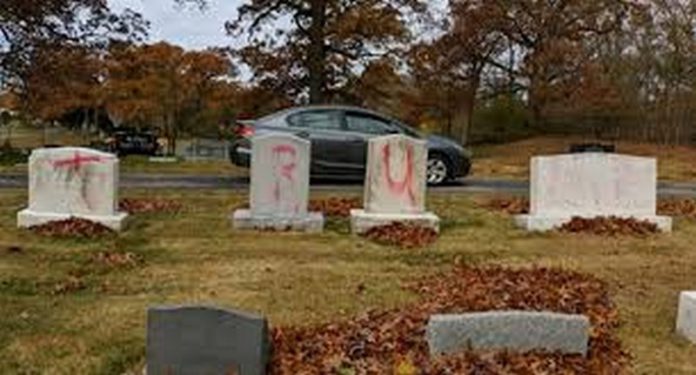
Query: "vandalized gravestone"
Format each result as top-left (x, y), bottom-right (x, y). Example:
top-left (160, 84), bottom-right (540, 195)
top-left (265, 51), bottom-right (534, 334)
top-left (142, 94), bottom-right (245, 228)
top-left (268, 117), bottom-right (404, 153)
top-left (350, 134), bottom-right (439, 234)
top-left (232, 133), bottom-right (324, 232)
top-left (515, 153), bottom-right (672, 231)
top-left (17, 147), bottom-right (128, 230)
top-left (677, 291), bottom-right (696, 344)
top-left (147, 306), bottom-right (270, 375)
top-left (426, 311), bottom-right (590, 356)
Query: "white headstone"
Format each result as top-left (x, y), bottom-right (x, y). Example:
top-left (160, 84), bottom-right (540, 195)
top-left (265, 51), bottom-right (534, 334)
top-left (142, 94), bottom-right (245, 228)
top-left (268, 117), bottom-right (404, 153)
top-left (677, 291), bottom-right (696, 344)
top-left (351, 134), bottom-right (439, 234)
top-left (364, 134), bottom-right (428, 214)
top-left (515, 153), bottom-right (672, 231)
top-left (232, 133), bottom-right (323, 232)
top-left (250, 134), bottom-right (310, 216)
top-left (17, 147), bottom-right (128, 230)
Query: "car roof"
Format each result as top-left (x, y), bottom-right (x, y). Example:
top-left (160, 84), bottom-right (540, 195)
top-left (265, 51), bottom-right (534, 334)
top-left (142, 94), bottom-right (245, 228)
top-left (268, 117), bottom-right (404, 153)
top-left (258, 104), bottom-right (395, 122)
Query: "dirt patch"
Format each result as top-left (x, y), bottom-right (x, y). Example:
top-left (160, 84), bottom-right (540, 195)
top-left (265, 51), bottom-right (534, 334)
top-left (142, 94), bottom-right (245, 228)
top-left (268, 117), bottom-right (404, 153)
top-left (271, 266), bottom-right (628, 374)
top-left (559, 216), bottom-right (659, 237)
top-left (119, 198), bottom-right (182, 214)
top-left (30, 218), bottom-right (114, 238)
top-left (5, 245), bottom-right (23, 254)
top-left (363, 222), bottom-right (439, 248)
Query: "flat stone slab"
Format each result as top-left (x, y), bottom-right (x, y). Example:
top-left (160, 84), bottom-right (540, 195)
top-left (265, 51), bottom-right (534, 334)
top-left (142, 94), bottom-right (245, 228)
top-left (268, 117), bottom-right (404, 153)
top-left (17, 209), bottom-right (128, 231)
top-left (147, 305), bottom-right (270, 375)
top-left (232, 209), bottom-right (324, 233)
top-left (350, 208), bottom-right (440, 235)
top-left (515, 214), bottom-right (672, 232)
top-left (677, 291), bottom-right (696, 344)
top-left (426, 311), bottom-right (590, 356)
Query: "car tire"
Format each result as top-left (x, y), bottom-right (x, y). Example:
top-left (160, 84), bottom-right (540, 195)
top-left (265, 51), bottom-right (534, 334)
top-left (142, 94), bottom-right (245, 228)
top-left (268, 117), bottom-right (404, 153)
top-left (427, 153), bottom-right (450, 186)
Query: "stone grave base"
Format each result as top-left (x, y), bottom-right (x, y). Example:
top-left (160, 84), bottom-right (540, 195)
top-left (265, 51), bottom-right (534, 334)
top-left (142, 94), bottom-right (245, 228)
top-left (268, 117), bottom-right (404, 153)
top-left (232, 209), bottom-right (324, 233)
top-left (514, 214), bottom-right (672, 232)
top-left (350, 209), bottom-right (440, 235)
top-left (677, 291), bottom-right (696, 344)
top-left (17, 209), bottom-right (129, 231)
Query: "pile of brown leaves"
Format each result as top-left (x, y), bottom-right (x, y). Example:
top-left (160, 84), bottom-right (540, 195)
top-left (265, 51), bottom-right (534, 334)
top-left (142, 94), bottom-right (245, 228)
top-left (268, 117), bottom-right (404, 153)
top-left (271, 266), bottom-right (629, 374)
top-left (363, 222), bottom-right (439, 248)
top-left (119, 198), bottom-right (182, 214)
top-left (559, 216), bottom-right (659, 236)
top-left (481, 196), bottom-right (529, 215)
top-left (30, 218), bottom-right (114, 238)
top-left (658, 198), bottom-right (696, 218)
top-left (308, 197), bottom-right (362, 218)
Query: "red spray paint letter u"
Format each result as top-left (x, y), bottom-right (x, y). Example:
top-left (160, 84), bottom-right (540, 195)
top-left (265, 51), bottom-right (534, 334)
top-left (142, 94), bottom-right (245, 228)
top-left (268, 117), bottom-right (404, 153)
top-left (381, 143), bottom-right (416, 206)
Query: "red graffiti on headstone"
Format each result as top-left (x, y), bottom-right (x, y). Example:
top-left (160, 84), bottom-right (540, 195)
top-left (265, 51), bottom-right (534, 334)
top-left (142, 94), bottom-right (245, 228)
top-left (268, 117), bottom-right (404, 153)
top-left (52, 151), bottom-right (103, 169)
top-left (50, 151), bottom-right (107, 211)
top-left (382, 142), bottom-right (416, 206)
top-left (271, 144), bottom-right (299, 212)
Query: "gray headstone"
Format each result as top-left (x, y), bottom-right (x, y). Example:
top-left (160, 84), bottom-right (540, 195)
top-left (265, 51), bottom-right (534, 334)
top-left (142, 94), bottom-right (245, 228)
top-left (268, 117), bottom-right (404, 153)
top-left (426, 311), bottom-right (590, 356)
top-left (147, 306), bottom-right (270, 375)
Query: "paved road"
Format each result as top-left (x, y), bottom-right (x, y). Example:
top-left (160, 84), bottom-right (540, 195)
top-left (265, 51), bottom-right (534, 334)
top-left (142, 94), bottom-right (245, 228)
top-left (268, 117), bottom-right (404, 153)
top-left (2, 173), bottom-right (696, 196)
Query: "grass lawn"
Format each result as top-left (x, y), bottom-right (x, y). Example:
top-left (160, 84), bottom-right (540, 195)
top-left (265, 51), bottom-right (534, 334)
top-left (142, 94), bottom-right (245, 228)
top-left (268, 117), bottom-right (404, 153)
top-left (0, 190), bottom-right (695, 374)
top-left (118, 156), bottom-right (246, 176)
top-left (472, 136), bottom-right (696, 181)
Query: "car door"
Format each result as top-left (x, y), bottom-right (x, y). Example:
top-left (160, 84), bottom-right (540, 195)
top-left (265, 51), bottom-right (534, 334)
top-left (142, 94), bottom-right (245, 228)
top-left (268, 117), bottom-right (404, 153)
top-left (342, 110), bottom-right (401, 175)
top-left (286, 109), bottom-right (352, 175)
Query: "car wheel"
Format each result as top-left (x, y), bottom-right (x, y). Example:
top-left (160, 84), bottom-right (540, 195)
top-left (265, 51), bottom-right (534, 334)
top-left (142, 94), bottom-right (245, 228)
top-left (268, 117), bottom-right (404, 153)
top-left (427, 154), bottom-right (450, 185)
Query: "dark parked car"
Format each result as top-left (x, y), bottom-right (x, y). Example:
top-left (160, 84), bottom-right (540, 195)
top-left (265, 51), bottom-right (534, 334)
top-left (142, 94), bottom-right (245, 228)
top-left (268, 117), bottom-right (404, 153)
top-left (230, 105), bottom-right (472, 185)
top-left (106, 129), bottom-right (160, 156)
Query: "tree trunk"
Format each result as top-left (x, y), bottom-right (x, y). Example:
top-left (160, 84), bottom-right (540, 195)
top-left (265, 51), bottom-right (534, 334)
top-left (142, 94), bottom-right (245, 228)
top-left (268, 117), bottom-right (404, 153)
top-left (307, 0), bottom-right (327, 104)
top-left (455, 91), bottom-right (476, 146)
top-left (454, 75), bottom-right (481, 146)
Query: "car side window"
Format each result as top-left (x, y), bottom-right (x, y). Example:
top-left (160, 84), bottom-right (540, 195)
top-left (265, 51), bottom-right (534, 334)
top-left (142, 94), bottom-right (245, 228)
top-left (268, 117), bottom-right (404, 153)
top-left (287, 110), bottom-right (343, 131)
top-left (345, 112), bottom-right (397, 135)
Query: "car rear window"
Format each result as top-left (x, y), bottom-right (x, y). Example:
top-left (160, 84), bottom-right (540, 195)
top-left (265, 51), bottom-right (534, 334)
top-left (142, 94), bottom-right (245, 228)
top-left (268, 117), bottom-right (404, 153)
top-left (287, 110), bottom-right (342, 131)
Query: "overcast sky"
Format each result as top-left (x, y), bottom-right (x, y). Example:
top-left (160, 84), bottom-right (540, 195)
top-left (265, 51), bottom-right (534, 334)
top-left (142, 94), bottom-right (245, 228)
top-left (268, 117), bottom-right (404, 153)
top-left (109, 0), bottom-right (241, 50)
top-left (109, 0), bottom-right (448, 50)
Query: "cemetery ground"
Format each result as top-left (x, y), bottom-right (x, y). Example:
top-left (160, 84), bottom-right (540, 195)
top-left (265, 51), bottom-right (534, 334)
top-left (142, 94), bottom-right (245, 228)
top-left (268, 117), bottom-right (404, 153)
top-left (0, 190), bottom-right (695, 374)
